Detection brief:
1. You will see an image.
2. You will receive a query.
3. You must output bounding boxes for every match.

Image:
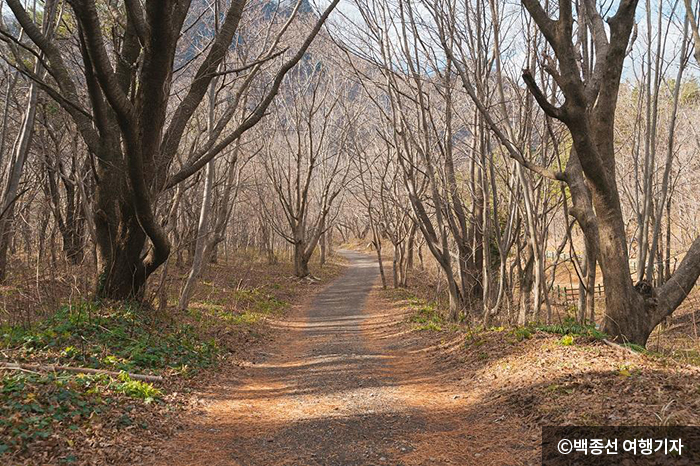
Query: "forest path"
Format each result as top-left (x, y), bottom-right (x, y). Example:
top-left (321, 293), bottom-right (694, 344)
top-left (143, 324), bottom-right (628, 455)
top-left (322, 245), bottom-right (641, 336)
top-left (155, 251), bottom-right (536, 466)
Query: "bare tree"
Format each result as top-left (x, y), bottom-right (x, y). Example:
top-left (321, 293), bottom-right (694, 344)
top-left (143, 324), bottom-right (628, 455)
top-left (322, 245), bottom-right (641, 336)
top-left (0, 0), bottom-right (58, 281)
top-left (258, 53), bottom-right (352, 278)
top-left (3, 0), bottom-right (340, 299)
top-left (516, 0), bottom-right (700, 344)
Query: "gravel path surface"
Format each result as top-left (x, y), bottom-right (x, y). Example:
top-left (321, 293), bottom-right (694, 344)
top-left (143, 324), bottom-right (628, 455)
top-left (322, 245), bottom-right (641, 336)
top-left (155, 251), bottom-right (536, 466)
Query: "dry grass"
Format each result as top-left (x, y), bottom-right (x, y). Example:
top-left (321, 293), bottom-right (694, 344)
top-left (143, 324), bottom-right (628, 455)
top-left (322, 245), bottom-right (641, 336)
top-left (380, 271), bottom-right (700, 433)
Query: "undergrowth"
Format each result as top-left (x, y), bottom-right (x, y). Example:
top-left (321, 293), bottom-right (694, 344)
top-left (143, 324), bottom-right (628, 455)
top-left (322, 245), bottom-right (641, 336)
top-left (0, 301), bottom-right (217, 457)
top-left (408, 303), bottom-right (445, 331)
top-left (1, 301), bottom-right (219, 374)
top-left (0, 256), bottom-right (326, 461)
top-left (533, 317), bottom-right (607, 340)
top-left (495, 318), bottom-right (607, 344)
top-left (231, 288), bottom-right (288, 315)
top-left (191, 287), bottom-right (289, 327)
top-left (1, 372), bottom-right (104, 455)
top-left (0, 370), bottom-right (164, 456)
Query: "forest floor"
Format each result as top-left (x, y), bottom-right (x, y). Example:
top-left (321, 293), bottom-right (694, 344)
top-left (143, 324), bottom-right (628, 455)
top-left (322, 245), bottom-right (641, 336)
top-left (0, 252), bottom-right (344, 465)
top-left (4, 250), bottom-right (700, 465)
top-left (153, 249), bottom-right (700, 466)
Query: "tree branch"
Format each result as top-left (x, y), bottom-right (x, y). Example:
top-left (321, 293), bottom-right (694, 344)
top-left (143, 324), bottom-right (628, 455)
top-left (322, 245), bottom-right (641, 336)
top-left (165, 0), bottom-right (342, 189)
top-left (521, 0), bottom-right (557, 44)
top-left (69, 0), bottom-right (134, 122)
top-left (657, 236), bottom-right (700, 323)
top-left (5, 0), bottom-right (101, 153)
top-left (160, 0), bottom-right (247, 163)
top-left (124, 0), bottom-right (149, 45)
top-left (522, 68), bottom-right (567, 120)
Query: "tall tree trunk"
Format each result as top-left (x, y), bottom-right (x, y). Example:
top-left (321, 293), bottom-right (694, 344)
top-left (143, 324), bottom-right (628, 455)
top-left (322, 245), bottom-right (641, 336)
top-left (646, 17), bottom-right (688, 282)
top-left (518, 244), bottom-right (534, 326)
top-left (320, 231), bottom-right (326, 266)
top-left (178, 160), bottom-right (214, 310)
top-left (392, 243), bottom-right (399, 288)
top-left (0, 74), bottom-right (41, 281)
top-left (406, 222), bottom-right (416, 270)
top-left (178, 77), bottom-right (218, 310)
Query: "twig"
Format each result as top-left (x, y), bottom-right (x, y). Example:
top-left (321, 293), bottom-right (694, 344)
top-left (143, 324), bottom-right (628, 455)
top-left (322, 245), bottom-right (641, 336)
top-left (602, 339), bottom-right (642, 357)
top-left (0, 362), bottom-right (164, 382)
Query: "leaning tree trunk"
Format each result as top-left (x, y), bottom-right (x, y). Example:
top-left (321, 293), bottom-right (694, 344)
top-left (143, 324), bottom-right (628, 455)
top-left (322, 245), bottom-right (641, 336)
top-left (370, 219), bottom-right (387, 289)
top-left (178, 76), bottom-right (219, 311)
top-left (178, 160), bottom-right (215, 310)
top-left (0, 74), bottom-right (41, 282)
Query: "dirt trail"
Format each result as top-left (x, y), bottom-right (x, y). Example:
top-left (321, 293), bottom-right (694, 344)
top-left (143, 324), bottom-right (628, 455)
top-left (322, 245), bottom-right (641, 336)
top-left (155, 251), bottom-right (537, 466)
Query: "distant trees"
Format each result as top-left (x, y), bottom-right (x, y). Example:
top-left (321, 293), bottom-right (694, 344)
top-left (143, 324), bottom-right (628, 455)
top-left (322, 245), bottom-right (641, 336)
top-left (0, 0), bottom-right (58, 281)
top-left (334, 0), bottom-right (700, 345)
top-left (257, 48), bottom-right (352, 278)
top-left (345, 0), bottom-right (555, 322)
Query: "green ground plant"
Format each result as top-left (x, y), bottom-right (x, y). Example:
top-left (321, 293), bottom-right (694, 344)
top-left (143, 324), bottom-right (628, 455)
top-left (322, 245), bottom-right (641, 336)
top-left (1, 301), bottom-right (219, 374)
top-left (409, 303), bottom-right (444, 331)
top-left (0, 301), bottom-right (218, 456)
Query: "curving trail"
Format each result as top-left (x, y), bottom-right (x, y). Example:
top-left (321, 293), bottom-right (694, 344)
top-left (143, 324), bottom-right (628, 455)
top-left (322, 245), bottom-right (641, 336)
top-left (155, 251), bottom-right (537, 466)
